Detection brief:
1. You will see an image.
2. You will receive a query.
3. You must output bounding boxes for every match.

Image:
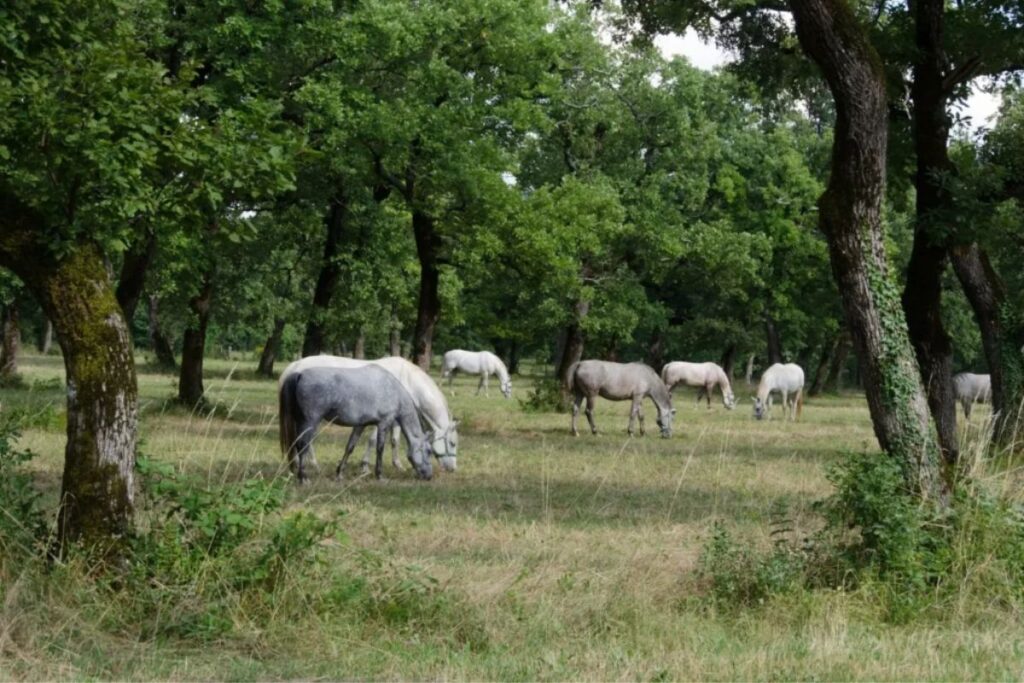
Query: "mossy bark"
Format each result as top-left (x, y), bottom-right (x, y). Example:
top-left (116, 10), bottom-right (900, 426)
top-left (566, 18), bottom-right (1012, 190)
top-left (557, 298), bottom-right (590, 392)
top-left (115, 231), bottom-right (156, 322)
top-left (0, 213), bottom-right (137, 554)
top-left (789, 0), bottom-right (945, 499)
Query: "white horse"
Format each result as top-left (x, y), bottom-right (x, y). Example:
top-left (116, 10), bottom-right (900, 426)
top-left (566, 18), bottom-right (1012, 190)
top-left (661, 361), bottom-right (736, 409)
top-left (953, 372), bottom-right (991, 419)
top-left (440, 349), bottom-right (512, 398)
top-left (281, 355), bottom-right (459, 472)
top-left (753, 363), bottom-right (804, 421)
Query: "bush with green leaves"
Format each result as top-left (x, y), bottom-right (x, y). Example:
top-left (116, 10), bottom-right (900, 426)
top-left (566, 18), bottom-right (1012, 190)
top-left (698, 450), bottom-right (1024, 621)
top-left (0, 416), bottom-right (49, 566)
top-left (518, 376), bottom-right (571, 413)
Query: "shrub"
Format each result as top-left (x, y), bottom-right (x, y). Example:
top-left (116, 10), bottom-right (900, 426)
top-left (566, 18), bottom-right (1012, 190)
top-left (519, 376), bottom-right (570, 413)
top-left (0, 415), bottom-right (49, 565)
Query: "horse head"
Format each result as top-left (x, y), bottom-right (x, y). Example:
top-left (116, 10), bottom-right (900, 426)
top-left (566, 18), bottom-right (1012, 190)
top-left (656, 405), bottom-right (676, 438)
top-left (752, 396), bottom-right (767, 420)
top-left (724, 390), bottom-right (737, 410)
top-left (410, 439), bottom-right (434, 480)
top-left (431, 420), bottom-right (459, 472)
top-left (500, 378), bottom-right (512, 399)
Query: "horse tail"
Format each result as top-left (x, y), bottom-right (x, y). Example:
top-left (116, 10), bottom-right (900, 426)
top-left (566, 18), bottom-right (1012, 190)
top-left (796, 389), bottom-right (804, 420)
top-left (566, 361), bottom-right (581, 391)
top-left (279, 372), bottom-right (303, 461)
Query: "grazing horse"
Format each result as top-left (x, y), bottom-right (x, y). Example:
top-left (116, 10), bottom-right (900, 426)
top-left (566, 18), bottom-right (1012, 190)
top-left (570, 360), bottom-right (675, 437)
top-left (953, 372), bottom-right (991, 419)
top-left (661, 361), bottom-right (737, 409)
top-left (280, 355), bottom-right (459, 473)
top-left (441, 349), bottom-right (512, 398)
top-left (752, 363), bottom-right (804, 421)
top-left (279, 365), bottom-right (433, 483)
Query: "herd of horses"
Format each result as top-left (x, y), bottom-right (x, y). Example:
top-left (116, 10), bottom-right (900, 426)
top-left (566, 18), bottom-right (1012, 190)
top-left (277, 349), bottom-right (993, 484)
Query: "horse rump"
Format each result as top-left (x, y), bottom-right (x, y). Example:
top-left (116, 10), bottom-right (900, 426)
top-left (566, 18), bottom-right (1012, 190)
top-left (278, 372), bottom-right (304, 464)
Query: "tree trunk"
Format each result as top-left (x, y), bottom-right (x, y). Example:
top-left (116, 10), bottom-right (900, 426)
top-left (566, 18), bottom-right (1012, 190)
top-left (0, 222), bottom-right (137, 554)
top-left (557, 298), bottom-right (590, 390)
top-left (745, 353), bottom-right (756, 387)
top-left (647, 331), bottom-right (665, 371)
top-left (389, 309), bottom-right (402, 357)
top-left (765, 316), bottom-right (783, 364)
top-left (353, 328), bottom-right (366, 359)
top-left (1, 299), bottom-right (20, 379)
top-left (789, 0), bottom-right (945, 498)
top-left (256, 317), bottom-right (286, 378)
top-left (115, 231), bottom-right (156, 322)
top-left (411, 209), bottom-right (441, 370)
top-left (809, 337), bottom-right (836, 396)
top-left (720, 344), bottom-right (737, 379)
top-left (177, 277), bottom-right (213, 407)
top-left (508, 339), bottom-right (520, 375)
top-left (147, 294), bottom-right (177, 371)
top-left (826, 330), bottom-right (851, 392)
top-left (37, 317), bottom-right (53, 354)
top-left (951, 243), bottom-right (1024, 440)
top-left (900, 0), bottom-right (958, 466)
top-left (302, 192), bottom-right (347, 357)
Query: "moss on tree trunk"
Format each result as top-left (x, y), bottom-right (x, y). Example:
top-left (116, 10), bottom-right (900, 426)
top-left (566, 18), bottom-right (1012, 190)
top-left (0, 225), bottom-right (137, 555)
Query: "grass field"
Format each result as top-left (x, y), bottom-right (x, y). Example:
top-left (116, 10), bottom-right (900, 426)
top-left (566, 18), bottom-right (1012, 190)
top-left (2, 352), bottom-right (1023, 681)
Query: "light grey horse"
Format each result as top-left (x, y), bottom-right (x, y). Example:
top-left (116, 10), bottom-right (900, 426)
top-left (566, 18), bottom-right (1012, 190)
top-left (570, 360), bottom-right (676, 437)
top-left (661, 361), bottom-right (737, 409)
top-left (953, 372), bottom-right (991, 418)
top-left (753, 363), bottom-right (804, 421)
top-left (441, 350), bottom-right (512, 398)
top-left (279, 365), bottom-right (433, 484)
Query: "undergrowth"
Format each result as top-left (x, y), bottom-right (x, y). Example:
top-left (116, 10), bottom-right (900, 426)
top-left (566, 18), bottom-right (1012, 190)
top-left (0, 416), bottom-right (485, 676)
top-left (698, 445), bottom-right (1024, 622)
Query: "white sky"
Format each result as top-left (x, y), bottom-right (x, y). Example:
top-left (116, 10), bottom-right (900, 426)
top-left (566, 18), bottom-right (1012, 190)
top-left (655, 29), bottom-right (1002, 133)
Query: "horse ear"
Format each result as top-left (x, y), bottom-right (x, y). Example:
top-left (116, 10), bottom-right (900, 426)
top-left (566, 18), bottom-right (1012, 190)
top-left (671, 408), bottom-right (677, 415)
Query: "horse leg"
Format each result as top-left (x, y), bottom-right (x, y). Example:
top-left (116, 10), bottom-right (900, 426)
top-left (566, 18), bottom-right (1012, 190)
top-left (628, 398), bottom-right (639, 436)
top-left (572, 391), bottom-right (583, 436)
top-left (636, 397), bottom-right (646, 436)
top-left (390, 425), bottom-right (404, 470)
top-left (964, 399), bottom-right (972, 419)
top-left (476, 373), bottom-right (486, 396)
top-left (294, 419), bottom-right (318, 485)
top-left (585, 396), bottom-right (598, 435)
top-left (695, 386), bottom-right (705, 406)
top-left (705, 383), bottom-right (713, 409)
top-left (336, 425), bottom-right (365, 481)
top-left (781, 390), bottom-right (789, 420)
top-left (360, 427), bottom-right (377, 475)
top-left (374, 423), bottom-right (391, 480)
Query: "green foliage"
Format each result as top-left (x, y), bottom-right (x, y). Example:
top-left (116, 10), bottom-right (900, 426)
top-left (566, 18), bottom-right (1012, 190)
top-left (698, 450), bottom-right (1024, 622)
top-left (518, 376), bottom-right (570, 413)
top-left (0, 416), bottom-right (49, 563)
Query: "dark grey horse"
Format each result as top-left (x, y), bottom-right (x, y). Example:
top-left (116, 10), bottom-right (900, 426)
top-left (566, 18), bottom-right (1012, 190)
top-left (279, 365), bottom-right (433, 483)
top-left (570, 360), bottom-right (676, 437)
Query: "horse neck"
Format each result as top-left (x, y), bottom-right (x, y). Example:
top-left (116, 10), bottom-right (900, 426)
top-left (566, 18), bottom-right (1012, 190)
top-left (492, 356), bottom-right (509, 383)
top-left (756, 375), bottom-right (773, 401)
top-left (648, 378), bottom-right (671, 412)
top-left (396, 399), bottom-right (426, 442)
top-left (716, 367), bottom-right (732, 393)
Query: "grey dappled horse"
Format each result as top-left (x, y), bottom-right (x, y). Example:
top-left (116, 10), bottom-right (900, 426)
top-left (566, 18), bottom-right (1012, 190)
top-left (570, 360), bottom-right (676, 437)
top-left (279, 365), bottom-right (433, 484)
top-left (661, 361), bottom-right (737, 409)
top-left (953, 372), bottom-right (991, 419)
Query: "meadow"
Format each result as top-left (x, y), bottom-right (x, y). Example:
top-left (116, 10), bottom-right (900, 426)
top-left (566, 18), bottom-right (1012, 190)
top-left (2, 352), bottom-right (1023, 681)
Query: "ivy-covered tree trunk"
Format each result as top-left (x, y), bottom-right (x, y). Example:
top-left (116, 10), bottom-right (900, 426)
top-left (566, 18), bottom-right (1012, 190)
top-left (951, 243), bottom-right (1024, 440)
top-left (147, 294), bottom-right (177, 370)
top-left (302, 192), bottom-right (347, 357)
top-left (115, 230), bottom-right (156, 322)
top-left (1, 299), bottom-right (19, 379)
top-left (0, 220), bottom-right (137, 554)
top-left (901, 0), bottom-right (958, 465)
top-left (789, 0), bottom-right (945, 498)
top-left (557, 298), bottom-right (590, 391)
top-left (178, 277), bottom-right (212, 407)
top-left (411, 209), bottom-right (442, 371)
top-left (256, 317), bottom-right (286, 378)
top-left (646, 331), bottom-right (665, 371)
